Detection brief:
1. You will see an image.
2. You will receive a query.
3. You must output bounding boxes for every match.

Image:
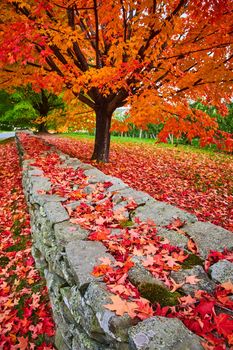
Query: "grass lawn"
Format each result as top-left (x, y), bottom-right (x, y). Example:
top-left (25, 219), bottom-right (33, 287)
top-left (58, 132), bottom-right (227, 157)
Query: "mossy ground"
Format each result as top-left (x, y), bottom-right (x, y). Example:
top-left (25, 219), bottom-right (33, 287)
top-left (182, 254), bottom-right (203, 269)
top-left (138, 282), bottom-right (181, 307)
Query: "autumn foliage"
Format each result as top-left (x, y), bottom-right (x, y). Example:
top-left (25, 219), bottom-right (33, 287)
top-left (0, 0), bottom-right (233, 160)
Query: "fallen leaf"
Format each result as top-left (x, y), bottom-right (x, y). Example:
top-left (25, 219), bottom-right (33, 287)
top-left (185, 275), bottom-right (201, 285)
top-left (221, 281), bottom-right (233, 293)
top-left (104, 295), bottom-right (137, 316)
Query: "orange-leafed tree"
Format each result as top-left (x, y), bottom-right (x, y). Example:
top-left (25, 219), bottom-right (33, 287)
top-left (0, 0), bottom-right (232, 161)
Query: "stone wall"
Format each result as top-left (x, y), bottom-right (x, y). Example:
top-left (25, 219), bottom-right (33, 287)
top-left (16, 132), bottom-right (233, 350)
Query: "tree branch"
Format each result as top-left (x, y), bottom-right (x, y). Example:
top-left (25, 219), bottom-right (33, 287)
top-left (176, 78), bottom-right (233, 94)
top-left (66, 6), bottom-right (89, 71)
top-left (50, 45), bottom-right (68, 64)
top-left (106, 89), bottom-right (128, 114)
top-left (152, 0), bottom-right (157, 13)
top-left (138, 0), bottom-right (187, 60)
top-left (45, 56), bottom-right (64, 76)
top-left (160, 42), bottom-right (233, 60)
top-left (76, 93), bottom-right (96, 110)
top-left (93, 0), bottom-right (101, 68)
top-left (120, 0), bottom-right (127, 43)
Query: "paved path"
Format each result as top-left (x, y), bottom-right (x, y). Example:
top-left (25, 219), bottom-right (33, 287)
top-left (0, 132), bottom-right (15, 140)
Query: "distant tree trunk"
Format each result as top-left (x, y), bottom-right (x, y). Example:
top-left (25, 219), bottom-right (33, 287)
top-left (37, 122), bottom-right (48, 133)
top-left (36, 90), bottom-right (49, 133)
top-left (91, 107), bottom-right (112, 162)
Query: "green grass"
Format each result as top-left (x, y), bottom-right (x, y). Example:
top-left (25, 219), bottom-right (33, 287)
top-left (59, 132), bottom-right (155, 144)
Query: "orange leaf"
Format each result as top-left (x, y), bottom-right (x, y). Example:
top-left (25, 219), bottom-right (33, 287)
top-left (221, 281), bottom-right (233, 293)
top-left (104, 295), bottom-right (137, 316)
top-left (187, 239), bottom-right (198, 254)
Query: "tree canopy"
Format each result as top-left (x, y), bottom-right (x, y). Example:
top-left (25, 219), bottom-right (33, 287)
top-left (0, 86), bottom-right (65, 131)
top-left (0, 0), bottom-right (233, 160)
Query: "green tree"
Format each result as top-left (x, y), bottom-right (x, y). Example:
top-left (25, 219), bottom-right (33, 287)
top-left (0, 86), bottom-right (65, 131)
top-left (0, 90), bottom-right (15, 129)
top-left (191, 102), bottom-right (233, 134)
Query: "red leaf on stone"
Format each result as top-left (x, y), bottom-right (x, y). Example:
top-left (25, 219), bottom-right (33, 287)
top-left (187, 238), bottom-right (198, 254)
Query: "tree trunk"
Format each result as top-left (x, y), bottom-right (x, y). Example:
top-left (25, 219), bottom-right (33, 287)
top-left (37, 122), bottom-right (48, 133)
top-left (91, 108), bottom-right (112, 162)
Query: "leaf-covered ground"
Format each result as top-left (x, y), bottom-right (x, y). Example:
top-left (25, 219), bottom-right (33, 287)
top-left (42, 135), bottom-right (233, 232)
top-left (1, 134), bottom-right (232, 350)
top-left (17, 133), bottom-right (232, 350)
top-left (0, 140), bottom-right (55, 350)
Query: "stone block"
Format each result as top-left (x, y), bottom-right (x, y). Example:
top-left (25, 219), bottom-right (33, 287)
top-left (66, 241), bottom-right (115, 291)
top-left (84, 168), bottom-right (107, 183)
top-left (83, 282), bottom-right (136, 344)
top-left (113, 202), bottom-right (130, 221)
top-left (28, 168), bottom-right (44, 176)
top-left (44, 269), bottom-right (67, 296)
top-left (128, 264), bottom-right (165, 289)
top-left (44, 202), bottom-right (69, 224)
top-left (115, 188), bottom-right (153, 206)
top-left (128, 264), bottom-right (180, 306)
top-left (31, 246), bottom-right (47, 270)
top-left (50, 291), bottom-right (76, 340)
top-left (31, 193), bottom-right (66, 205)
top-left (22, 158), bottom-right (36, 170)
top-left (84, 184), bottom-right (96, 194)
top-left (133, 201), bottom-right (197, 227)
top-left (128, 316), bottom-right (204, 350)
top-left (30, 176), bottom-right (51, 195)
top-left (157, 227), bottom-right (188, 249)
top-left (184, 222), bottom-right (233, 259)
top-left (65, 201), bottom-right (82, 211)
top-left (171, 265), bottom-right (215, 296)
top-left (77, 163), bottom-right (94, 171)
top-left (54, 221), bottom-right (89, 245)
top-left (210, 259), bottom-right (233, 283)
top-left (60, 286), bottom-right (83, 324)
top-left (55, 328), bottom-right (72, 350)
top-left (72, 327), bottom-right (106, 350)
top-left (104, 176), bottom-right (128, 192)
top-left (65, 159), bottom-right (82, 169)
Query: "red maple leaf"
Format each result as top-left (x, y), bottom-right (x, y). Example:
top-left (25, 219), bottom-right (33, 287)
top-left (166, 218), bottom-right (186, 230)
top-left (214, 313), bottom-right (233, 342)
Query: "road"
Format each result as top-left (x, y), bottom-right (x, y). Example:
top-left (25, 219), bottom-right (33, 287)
top-left (0, 132), bottom-right (15, 140)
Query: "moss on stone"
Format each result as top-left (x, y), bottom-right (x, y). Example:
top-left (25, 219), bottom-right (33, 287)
top-left (138, 282), bottom-right (181, 307)
top-left (182, 254), bottom-right (203, 269)
top-left (119, 219), bottom-right (134, 228)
